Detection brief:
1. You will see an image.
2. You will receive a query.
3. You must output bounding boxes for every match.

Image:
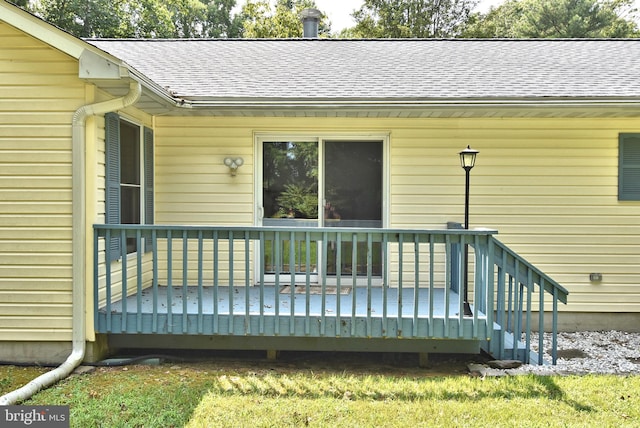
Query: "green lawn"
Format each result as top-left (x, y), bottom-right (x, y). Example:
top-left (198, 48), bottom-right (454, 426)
top-left (1, 353), bottom-right (639, 427)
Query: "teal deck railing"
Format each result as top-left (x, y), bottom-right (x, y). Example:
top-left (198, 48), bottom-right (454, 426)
top-left (489, 238), bottom-right (569, 364)
top-left (93, 225), bottom-right (568, 364)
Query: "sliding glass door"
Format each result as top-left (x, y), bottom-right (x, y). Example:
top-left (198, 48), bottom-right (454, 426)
top-left (260, 138), bottom-right (383, 284)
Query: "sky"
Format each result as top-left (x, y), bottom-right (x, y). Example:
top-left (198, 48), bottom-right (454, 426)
top-left (315, 0), bottom-right (505, 32)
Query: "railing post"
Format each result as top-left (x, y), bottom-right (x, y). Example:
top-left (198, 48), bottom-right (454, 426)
top-left (93, 228), bottom-right (99, 333)
top-left (447, 222), bottom-right (463, 294)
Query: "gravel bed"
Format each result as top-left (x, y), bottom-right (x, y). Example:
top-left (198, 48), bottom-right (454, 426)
top-left (506, 330), bottom-right (640, 376)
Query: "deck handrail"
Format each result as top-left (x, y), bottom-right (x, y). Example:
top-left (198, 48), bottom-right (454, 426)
top-left (93, 224), bottom-right (567, 364)
top-left (489, 237), bottom-right (569, 364)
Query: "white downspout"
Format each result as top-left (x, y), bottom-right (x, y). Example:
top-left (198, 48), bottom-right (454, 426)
top-left (0, 80), bottom-right (142, 406)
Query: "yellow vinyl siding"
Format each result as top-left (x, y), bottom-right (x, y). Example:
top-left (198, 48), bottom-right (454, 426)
top-left (154, 116), bottom-right (640, 313)
top-left (0, 22), bottom-right (82, 341)
top-left (391, 118), bottom-right (640, 312)
top-left (155, 118), bottom-right (254, 226)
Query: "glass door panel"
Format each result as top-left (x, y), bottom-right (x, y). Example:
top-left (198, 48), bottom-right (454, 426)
top-left (324, 141), bottom-right (383, 277)
top-left (262, 141), bottom-right (319, 282)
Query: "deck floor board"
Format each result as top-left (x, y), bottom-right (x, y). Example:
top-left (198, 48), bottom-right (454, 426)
top-left (103, 285), bottom-right (465, 318)
top-left (97, 285), bottom-right (489, 341)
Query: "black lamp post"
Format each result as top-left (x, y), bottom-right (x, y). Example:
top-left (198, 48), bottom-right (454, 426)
top-left (459, 145), bottom-right (479, 317)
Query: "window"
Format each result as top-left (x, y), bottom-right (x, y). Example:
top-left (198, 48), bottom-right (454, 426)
top-left (619, 134), bottom-right (640, 201)
top-left (105, 113), bottom-right (154, 260)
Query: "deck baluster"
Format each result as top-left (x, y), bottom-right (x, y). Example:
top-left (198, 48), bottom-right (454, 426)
top-left (366, 233), bottom-right (373, 337)
top-left (197, 231), bottom-right (204, 334)
top-left (525, 270), bottom-right (533, 363)
top-left (321, 231), bottom-right (328, 337)
top-left (397, 234), bottom-right (404, 337)
top-left (382, 234), bottom-right (389, 337)
top-left (167, 230), bottom-right (173, 334)
top-left (152, 229), bottom-right (158, 333)
top-left (105, 229), bottom-right (112, 332)
top-left (228, 233), bottom-right (234, 335)
top-left (412, 234), bottom-right (420, 338)
top-left (244, 231), bottom-right (251, 335)
top-left (120, 229), bottom-right (127, 333)
top-left (304, 232), bottom-right (311, 336)
top-left (428, 240), bottom-right (434, 337)
top-left (93, 229), bottom-right (100, 332)
top-left (274, 231), bottom-right (280, 335)
top-left (444, 235), bottom-right (451, 337)
top-left (350, 233), bottom-right (357, 337)
top-left (182, 229), bottom-right (188, 334)
top-left (136, 230), bottom-right (143, 333)
top-left (289, 231), bottom-right (295, 335)
top-left (334, 232), bottom-right (342, 337)
top-left (259, 231), bottom-right (265, 335)
top-left (213, 230), bottom-right (219, 335)
top-left (538, 278), bottom-right (545, 365)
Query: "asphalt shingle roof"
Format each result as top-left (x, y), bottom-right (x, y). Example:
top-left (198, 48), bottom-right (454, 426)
top-left (86, 39), bottom-right (640, 101)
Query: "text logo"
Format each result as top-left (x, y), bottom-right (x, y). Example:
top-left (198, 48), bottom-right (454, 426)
top-left (2, 406), bottom-right (69, 427)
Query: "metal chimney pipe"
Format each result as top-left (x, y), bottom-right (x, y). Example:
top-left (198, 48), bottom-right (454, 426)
top-left (300, 8), bottom-right (322, 38)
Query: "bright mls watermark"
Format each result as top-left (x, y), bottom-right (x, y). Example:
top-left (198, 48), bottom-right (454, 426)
top-left (1, 406), bottom-right (69, 427)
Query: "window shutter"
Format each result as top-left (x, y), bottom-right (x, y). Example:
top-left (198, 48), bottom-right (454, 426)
top-left (619, 134), bottom-right (640, 201)
top-left (144, 127), bottom-right (154, 252)
top-left (105, 112), bottom-right (121, 260)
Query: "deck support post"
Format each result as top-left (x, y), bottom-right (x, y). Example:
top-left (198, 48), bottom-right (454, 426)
top-left (266, 350), bottom-right (280, 360)
top-left (419, 352), bottom-right (429, 368)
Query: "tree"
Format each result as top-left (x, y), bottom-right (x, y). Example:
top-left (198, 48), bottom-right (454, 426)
top-left (203, 0), bottom-right (244, 38)
top-left (12, 0), bottom-right (31, 9)
top-left (462, 0), bottom-right (525, 38)
top-left (350, 0), bottom-right (478, 38)
top-left (241, 0), bottom-right (331, 38)
top-left (37, 0), bottom-right (131, 38)
top-left (463, 0), bottom-right (640, 38)
top-left (32, 0), bottom-right (243, 38)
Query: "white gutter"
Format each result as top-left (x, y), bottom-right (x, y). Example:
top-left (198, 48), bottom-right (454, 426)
top-left (0, 80), bottom-right (141, 406)
top-left (182, 97), bottom-right (640, 109)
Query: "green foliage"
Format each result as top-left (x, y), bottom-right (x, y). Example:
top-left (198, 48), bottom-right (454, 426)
top-left (37, 0), bottom-right (130, 38)
top-left (241, 0), bottom-right (331, 38)
top-left (463, 0), bottom-right (640, 38)
top-left (275, 183), bottom-right (319, 218)
top-left (263, 142), bottom-right (318, 219)
top-left (462, 0), bottom-right (526, 38)
top-left (19, 0), bottom-right (640, 39)
top-left (11, 0), bottom-right (31, 9)
top-left (32, 0), bottom-right (243, 38)
top-left (351, 0), bottom-right (478, 38)
top-left (203, 0), bottom-right (244, 37)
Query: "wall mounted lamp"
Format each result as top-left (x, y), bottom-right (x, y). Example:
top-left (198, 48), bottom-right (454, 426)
top-left (223, 157), bottom-right (244, 176)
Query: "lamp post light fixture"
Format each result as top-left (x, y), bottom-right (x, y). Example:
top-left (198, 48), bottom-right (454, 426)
top-left (459, 145), bottom-right (479, 317)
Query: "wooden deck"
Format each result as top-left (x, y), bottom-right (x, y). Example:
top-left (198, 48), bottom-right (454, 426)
top-left (94, 225), bottom-right (569, 363)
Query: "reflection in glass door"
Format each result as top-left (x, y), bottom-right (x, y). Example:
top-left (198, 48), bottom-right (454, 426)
top-left (262, 141), bottom-right (319, 282)
top-left (324, 141), bottom-right (383, 277)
